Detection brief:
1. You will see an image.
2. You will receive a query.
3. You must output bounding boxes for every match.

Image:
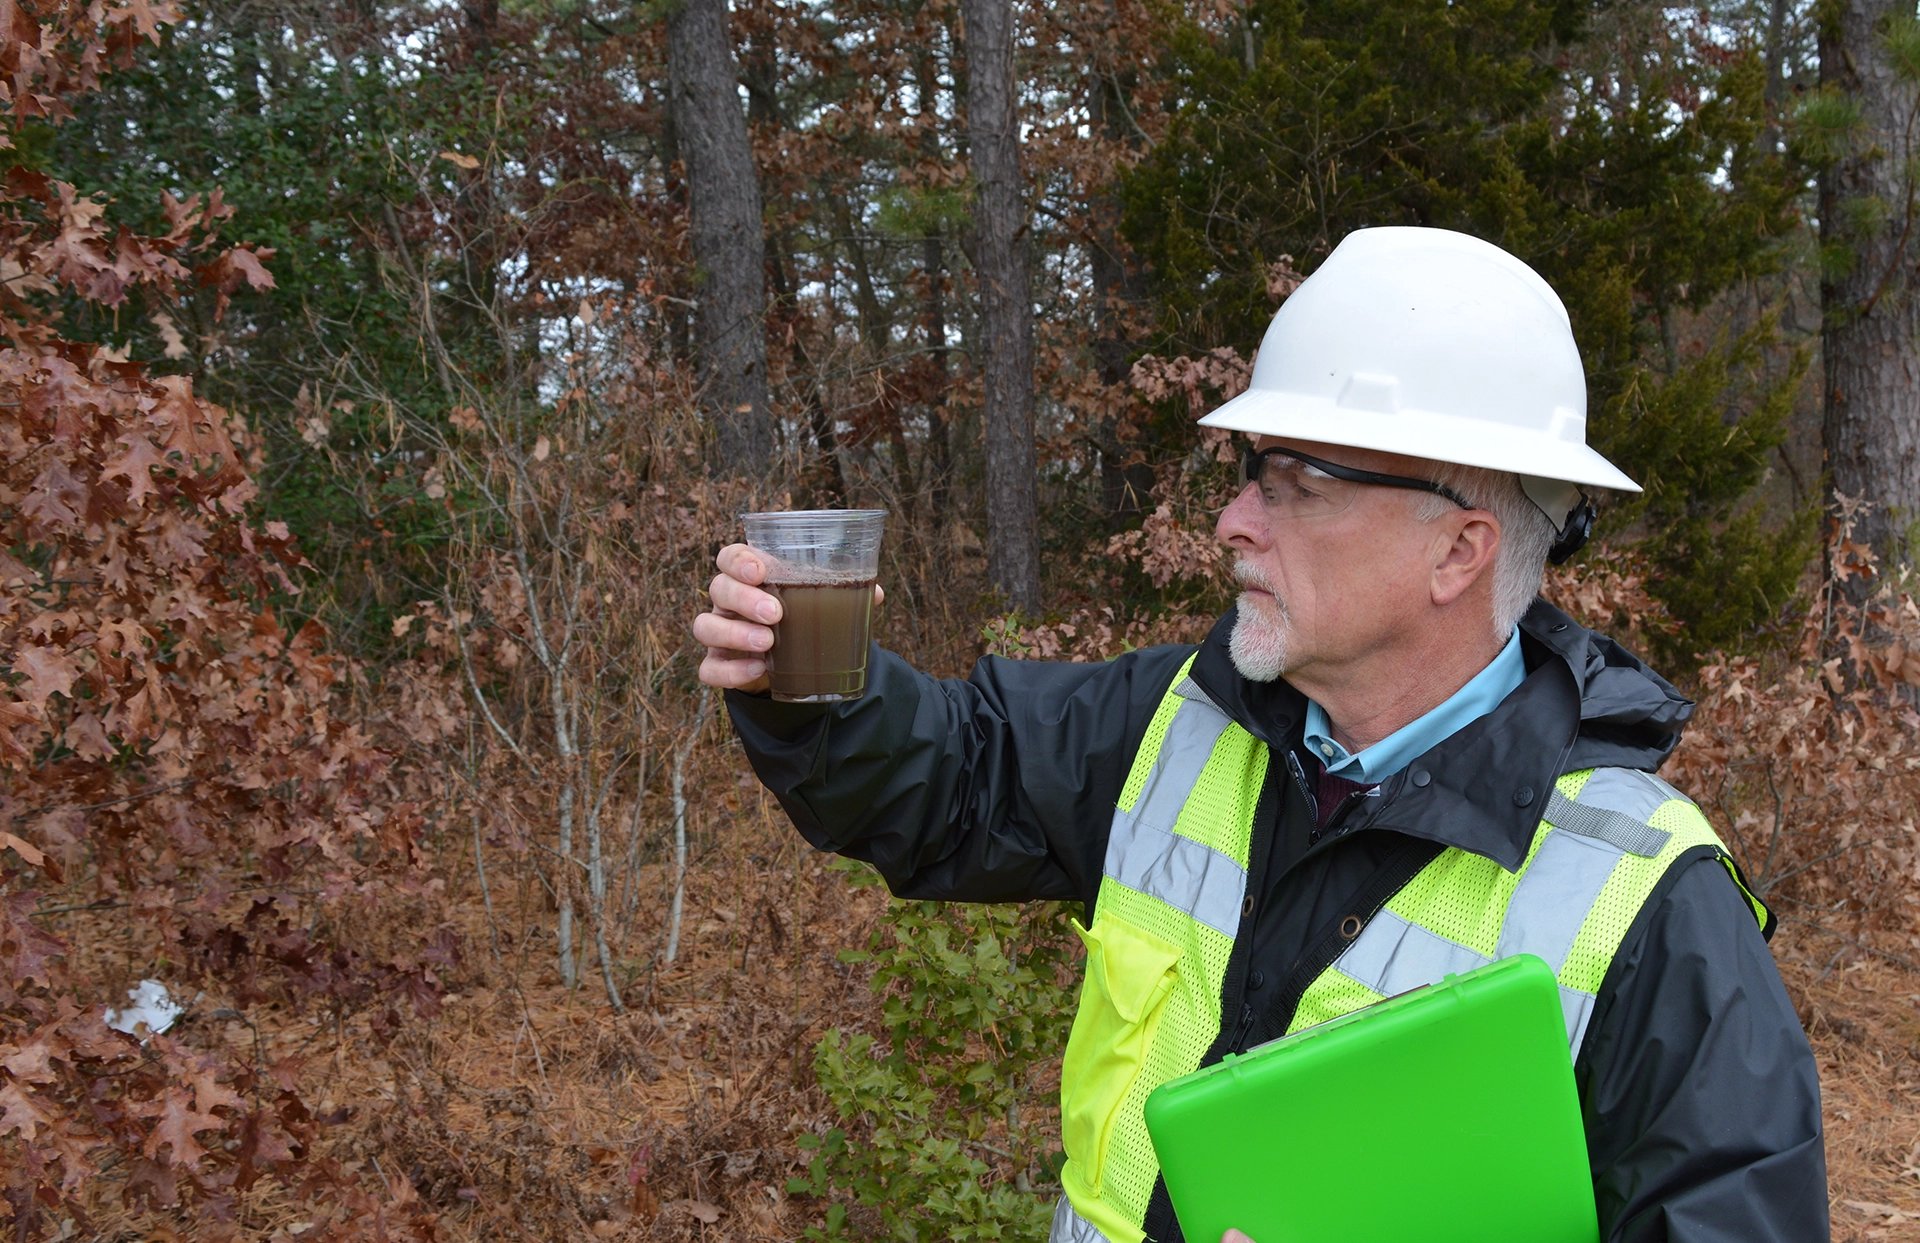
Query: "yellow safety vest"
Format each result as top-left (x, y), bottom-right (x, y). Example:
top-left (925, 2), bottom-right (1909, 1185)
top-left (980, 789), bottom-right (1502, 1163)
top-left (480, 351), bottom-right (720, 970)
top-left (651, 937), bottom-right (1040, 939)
top-left (1049, 657), bottom-right (1766, 1243)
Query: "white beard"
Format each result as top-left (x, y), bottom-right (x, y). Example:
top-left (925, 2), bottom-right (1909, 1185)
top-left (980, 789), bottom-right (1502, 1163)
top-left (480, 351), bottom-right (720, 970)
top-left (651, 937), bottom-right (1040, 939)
top-left (1227, 561), bottom-right (1290, 682)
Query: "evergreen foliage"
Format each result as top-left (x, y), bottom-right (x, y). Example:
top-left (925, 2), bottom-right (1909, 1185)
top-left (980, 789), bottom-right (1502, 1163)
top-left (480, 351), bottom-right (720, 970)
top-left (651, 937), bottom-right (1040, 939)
top-left (1120, 1), bottom-right (1811, 657)
top-left (1602, 325), bottom-right (1817, 658)
top-left (46, 15), bottom-right (531, 649)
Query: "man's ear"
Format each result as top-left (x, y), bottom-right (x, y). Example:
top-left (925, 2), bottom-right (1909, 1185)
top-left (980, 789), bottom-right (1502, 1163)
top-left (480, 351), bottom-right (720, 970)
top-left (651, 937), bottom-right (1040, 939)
top-left (1431, 512), bottom-right (1500, 607)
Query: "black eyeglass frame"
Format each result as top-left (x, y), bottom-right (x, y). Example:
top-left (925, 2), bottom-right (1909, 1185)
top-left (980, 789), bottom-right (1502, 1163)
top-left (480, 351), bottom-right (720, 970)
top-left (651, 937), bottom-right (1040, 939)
top-left (1241, 444), bottom-right (1476, 512)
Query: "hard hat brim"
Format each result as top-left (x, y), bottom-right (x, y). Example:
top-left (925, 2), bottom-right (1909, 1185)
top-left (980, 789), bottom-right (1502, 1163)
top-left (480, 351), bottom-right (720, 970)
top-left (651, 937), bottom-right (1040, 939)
top-left (1198, 388), bottom-right (1642, 494)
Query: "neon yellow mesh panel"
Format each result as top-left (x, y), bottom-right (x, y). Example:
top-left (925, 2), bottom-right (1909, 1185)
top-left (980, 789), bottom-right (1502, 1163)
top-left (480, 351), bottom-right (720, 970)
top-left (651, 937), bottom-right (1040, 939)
top-left (1285, 967), bottom-right (1386, 1035)
top-left (1383, 832), bottom-right (1542, 957)
top-left (1173, 728), bottom-right (1264, 863)
top-left (1560, 786), bottom-right (1757, 993)
top-left (1082, 881), bottom-right (1234, 1219)
top-left (1096, 882), bottom-right (1236, 1044)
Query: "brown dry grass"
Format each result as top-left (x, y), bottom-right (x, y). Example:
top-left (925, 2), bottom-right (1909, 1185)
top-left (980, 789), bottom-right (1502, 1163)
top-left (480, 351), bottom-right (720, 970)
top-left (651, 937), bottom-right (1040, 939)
top-left (1780, 924), bottom-right (1920, 1241)
top-left (292, 784), bottom-right (898, 1242)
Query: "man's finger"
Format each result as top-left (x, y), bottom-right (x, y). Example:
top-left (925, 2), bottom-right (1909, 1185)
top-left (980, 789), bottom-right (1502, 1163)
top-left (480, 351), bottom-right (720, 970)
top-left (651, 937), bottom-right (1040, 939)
top-left (697, 650), bottom-right (768, 692)
top-left (709, 572), bottom-right (782, 625)
top-left (692, 610), bottom-right (775, 653)
top-left (716, 542), bottom-right (768, 585)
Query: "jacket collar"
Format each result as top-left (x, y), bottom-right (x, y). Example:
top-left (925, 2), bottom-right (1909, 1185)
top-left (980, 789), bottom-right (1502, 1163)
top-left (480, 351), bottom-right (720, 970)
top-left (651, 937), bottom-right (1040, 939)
top-left (1187, 599), bottom-right (1694, 872)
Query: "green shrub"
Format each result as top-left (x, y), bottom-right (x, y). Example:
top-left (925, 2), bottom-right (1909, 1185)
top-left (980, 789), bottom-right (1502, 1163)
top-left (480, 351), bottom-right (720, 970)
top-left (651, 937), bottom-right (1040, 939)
top-left (790, 862), bottom-right (1079, 1241)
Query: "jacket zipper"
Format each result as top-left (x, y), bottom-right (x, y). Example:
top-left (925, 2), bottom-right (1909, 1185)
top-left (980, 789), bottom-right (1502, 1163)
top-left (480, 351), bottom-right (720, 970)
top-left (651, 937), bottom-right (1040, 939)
top-left (1220, 766), bottom-right (1286, 1051)
top-left (1284, 749), bottom-right (1318, 830)
top-left (1213, 753), bottom-right (1317, 1051)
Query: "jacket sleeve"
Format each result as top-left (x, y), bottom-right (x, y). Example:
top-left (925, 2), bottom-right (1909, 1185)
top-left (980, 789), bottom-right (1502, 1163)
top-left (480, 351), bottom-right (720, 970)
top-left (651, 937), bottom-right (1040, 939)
top-left (1578, 856), bottom-right (1830, 1242)
top-left (724, 642), bottom-right (1194, 907)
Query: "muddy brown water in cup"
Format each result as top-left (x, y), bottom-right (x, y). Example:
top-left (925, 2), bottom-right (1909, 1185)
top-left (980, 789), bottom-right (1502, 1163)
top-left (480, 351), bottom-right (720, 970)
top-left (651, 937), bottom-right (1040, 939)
top-left (764, 574), bottom-right (875, 701)
top-left (741, 508), bottom-right (885, 703)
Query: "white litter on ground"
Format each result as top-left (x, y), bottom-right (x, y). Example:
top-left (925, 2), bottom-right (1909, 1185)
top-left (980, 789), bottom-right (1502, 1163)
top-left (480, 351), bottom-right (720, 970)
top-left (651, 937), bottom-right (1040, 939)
top-left (105, 979), bottom-right (183, 1037)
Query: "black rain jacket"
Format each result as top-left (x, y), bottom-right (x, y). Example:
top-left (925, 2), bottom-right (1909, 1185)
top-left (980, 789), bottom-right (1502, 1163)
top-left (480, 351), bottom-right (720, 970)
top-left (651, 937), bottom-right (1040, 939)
top-left (727, 599), bottom-right (1830, 1242)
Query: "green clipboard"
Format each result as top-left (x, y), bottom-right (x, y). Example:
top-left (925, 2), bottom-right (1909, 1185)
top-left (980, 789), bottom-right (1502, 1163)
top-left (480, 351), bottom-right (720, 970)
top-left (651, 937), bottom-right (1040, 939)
top-left (1141, 953), bottom-right (1600, 1243)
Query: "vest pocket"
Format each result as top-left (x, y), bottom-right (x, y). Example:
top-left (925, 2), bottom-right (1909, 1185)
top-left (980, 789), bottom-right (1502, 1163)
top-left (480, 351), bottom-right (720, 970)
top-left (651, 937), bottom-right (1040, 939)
top-left (1061, 916), bottom-right (1181, 1197)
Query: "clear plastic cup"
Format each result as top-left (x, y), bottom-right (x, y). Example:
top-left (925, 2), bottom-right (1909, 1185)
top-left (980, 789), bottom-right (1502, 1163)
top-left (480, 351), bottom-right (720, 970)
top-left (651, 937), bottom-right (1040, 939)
top-left (741, 509), bottom-right (887, 703)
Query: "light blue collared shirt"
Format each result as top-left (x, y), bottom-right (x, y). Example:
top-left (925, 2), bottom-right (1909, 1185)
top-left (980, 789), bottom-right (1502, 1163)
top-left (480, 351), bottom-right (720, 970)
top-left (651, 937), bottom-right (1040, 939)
top-left (1302, 628), bottom-right (1525, 783)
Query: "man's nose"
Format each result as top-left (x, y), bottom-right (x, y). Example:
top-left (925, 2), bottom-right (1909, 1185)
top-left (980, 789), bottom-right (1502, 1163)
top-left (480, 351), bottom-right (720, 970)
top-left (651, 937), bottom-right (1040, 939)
top-left (1215, 481), bottom-right (1267, 550)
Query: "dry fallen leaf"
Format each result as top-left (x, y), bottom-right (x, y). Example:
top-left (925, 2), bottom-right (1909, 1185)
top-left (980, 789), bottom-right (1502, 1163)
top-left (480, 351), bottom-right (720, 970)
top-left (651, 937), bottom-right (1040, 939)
top-left (0, 832), bottom-right (45, 867)
top-left (1845, 1199), bottom-right (1920, 1220)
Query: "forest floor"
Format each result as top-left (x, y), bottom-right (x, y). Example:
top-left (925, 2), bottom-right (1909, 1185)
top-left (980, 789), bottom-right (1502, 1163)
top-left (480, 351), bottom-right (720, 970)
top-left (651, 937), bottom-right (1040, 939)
top-left (86, 762), bottom-right (1920, 1241)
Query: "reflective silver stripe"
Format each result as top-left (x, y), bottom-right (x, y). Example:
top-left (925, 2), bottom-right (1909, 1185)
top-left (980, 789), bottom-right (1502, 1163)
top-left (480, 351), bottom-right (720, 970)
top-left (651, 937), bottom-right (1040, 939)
top-left (1337, 907), bottom-right (1489, 996)
top-left (1580, 766), bottom-right (1682, 822)
top-left (1050, 1196), bottom-right (1107, 1242)
top-left (1102, 693), bottom-right (1247, 938)
top-left (1171, 673), bottom-right (1213, 705)
top-left (1118, 696), bottom-right (1230, 836)
top-left (1104, 817), bottom-right (1247, 939)
top-left (1495, 829), bottom-right (1622, 978)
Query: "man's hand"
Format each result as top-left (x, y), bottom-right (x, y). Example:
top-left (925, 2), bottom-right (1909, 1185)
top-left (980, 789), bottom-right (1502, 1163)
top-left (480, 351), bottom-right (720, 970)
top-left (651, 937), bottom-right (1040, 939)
top-left (693, 543), bottom-right (783, 693)
top-left (692, 543), bottom-right (883, 693)
top-left (1222, 1232), bottom-right (1256, 1243)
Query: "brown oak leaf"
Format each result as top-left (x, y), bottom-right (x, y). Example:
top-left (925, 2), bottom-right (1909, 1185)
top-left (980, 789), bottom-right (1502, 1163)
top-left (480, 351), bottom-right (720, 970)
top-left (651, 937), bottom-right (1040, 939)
top-left (1, 1036), bottom-right (55, 1083)
top-left (2, 891), bottom-right (66, 988)
top-left (102, 431), bottom-right (171, 506)
top-left (10, 643), bottom-right (79, 703)
top-left (0, 1080), bottom-right (57, 1141)
top-left (142, 1085), bottom-right (225, 1169)
top-left (225, 245), bottom-right (275, 290)
top-left (19, 459), bottom-right (85, 530)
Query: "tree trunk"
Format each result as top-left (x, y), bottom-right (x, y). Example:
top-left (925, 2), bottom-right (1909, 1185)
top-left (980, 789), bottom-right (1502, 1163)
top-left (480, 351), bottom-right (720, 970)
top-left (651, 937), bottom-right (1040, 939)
top-left (830, 193), bottom-right (901, 512)
top-left (1088, 68), bottom-right (1154, 532)
top-left (915, 50), bottom-right (955, 521)
top-left (962, 0), bottom-right (1041, 611)
top-left (1759, 0), bottom-right (1794, 155)
top-left (744, 37), bottom-right (845, 506)
top-left (1819, 0), bottom-right (1920, 604)
top-left (667, 0), bottom-right (773, 476)
top-left (920, 230), bottom-right (955, 519)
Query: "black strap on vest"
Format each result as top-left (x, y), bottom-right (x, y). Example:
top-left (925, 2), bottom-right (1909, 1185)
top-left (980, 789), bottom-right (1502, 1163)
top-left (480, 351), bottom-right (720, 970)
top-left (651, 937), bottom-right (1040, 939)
top-left (1249, 836), bottom-right (1443, 1047)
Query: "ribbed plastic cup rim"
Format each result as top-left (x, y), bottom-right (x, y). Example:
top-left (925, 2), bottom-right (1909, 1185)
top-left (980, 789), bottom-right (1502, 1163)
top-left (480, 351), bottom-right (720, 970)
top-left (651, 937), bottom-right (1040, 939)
top-left (739, 509), bottom-right (889, 521)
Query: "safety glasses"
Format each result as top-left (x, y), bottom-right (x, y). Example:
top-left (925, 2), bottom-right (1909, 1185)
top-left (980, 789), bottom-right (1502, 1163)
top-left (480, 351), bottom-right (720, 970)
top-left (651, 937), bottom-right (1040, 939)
top-left (1241, 445), bottom-right (1475, 519)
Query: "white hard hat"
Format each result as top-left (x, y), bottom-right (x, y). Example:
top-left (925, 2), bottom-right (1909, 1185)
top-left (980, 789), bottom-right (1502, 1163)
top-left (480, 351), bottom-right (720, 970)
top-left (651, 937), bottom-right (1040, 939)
top-left (1198, 226), bottom-right (1639, 534)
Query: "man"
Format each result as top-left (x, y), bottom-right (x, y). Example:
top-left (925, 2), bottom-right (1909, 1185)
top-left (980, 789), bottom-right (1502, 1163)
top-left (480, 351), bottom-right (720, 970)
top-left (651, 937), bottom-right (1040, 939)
top-left (692, 227), bottom-right (1829, 1242)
